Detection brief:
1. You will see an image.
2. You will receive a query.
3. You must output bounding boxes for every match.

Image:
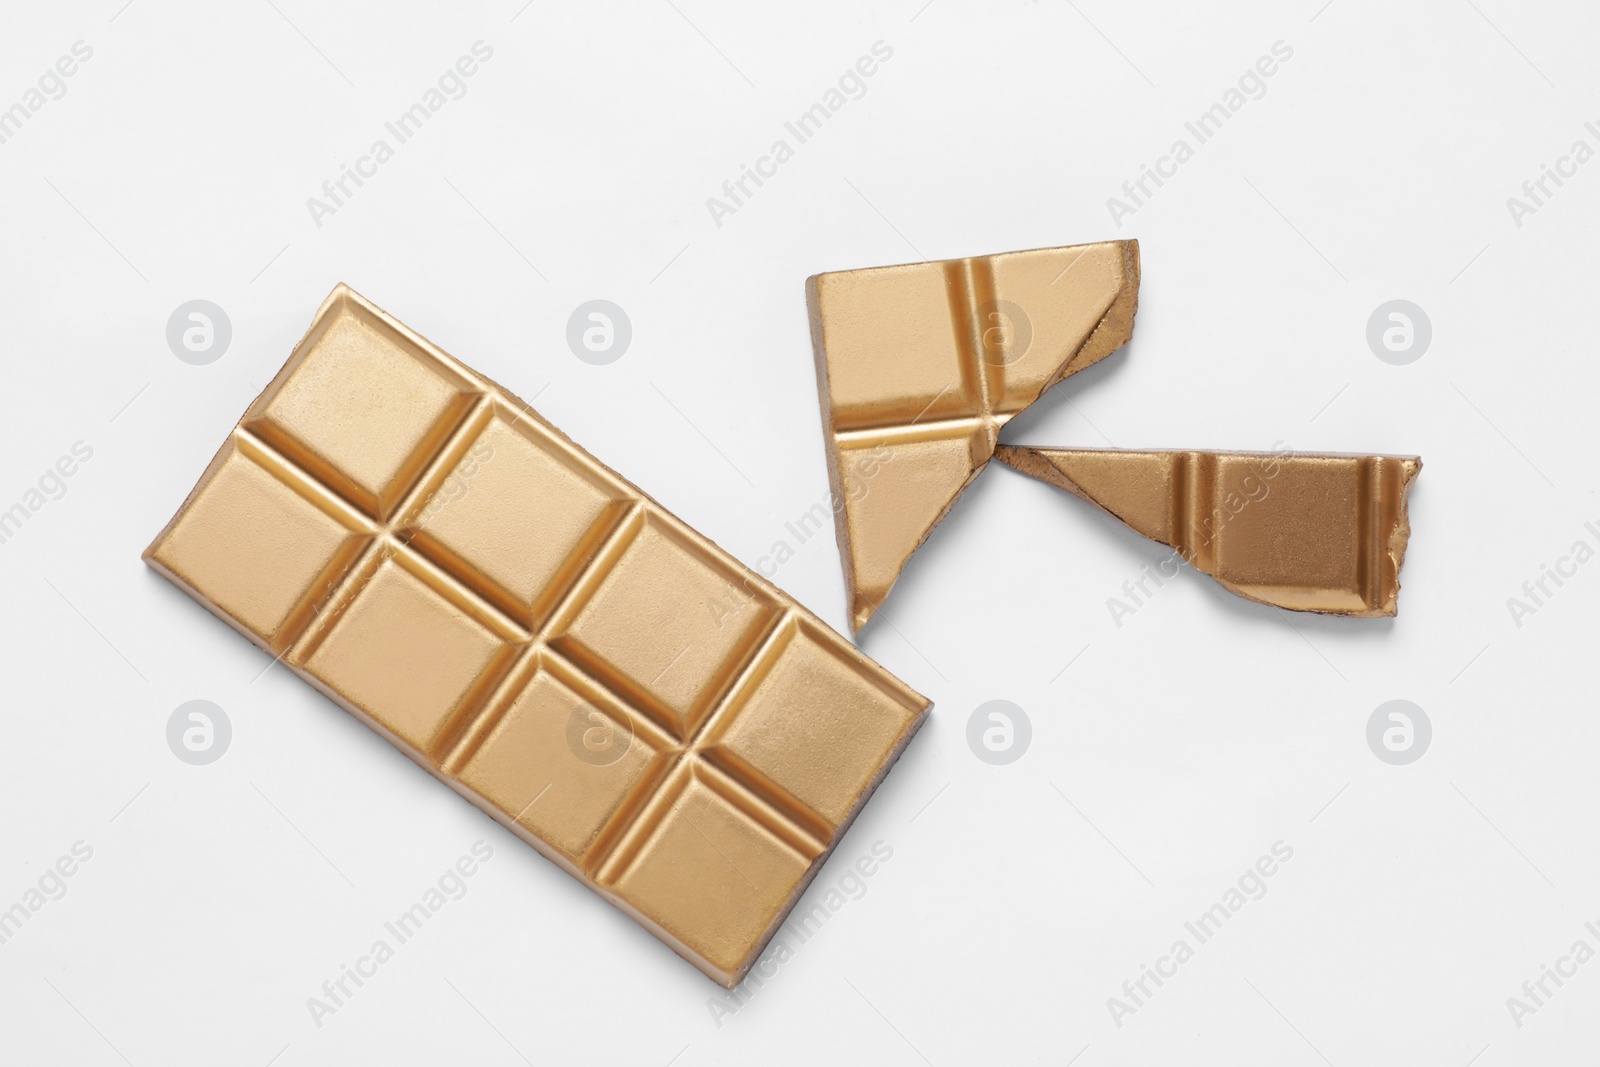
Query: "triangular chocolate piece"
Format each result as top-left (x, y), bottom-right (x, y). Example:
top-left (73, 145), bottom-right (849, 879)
top-left (808, 240), bottom-right (1140, 632)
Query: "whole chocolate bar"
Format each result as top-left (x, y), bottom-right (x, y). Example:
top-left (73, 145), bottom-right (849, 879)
top-left (145, 285), bottom-right (930, 986)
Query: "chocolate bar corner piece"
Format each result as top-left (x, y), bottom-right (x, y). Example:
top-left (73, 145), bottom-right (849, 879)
top-left (997, 444), bottom-right (1422, 617)
top-left (144, 283), bottom-right (930, 987)
top-left (808, 240), bottom-right (1140, 633)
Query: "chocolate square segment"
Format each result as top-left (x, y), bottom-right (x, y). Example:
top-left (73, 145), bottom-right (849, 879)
top-left (245, 290), bottom-right (478, 519)
top-left (457, 657), bottom-right (661, 868)
top-left (811, 262), bottom-right (970, 429)
top-left (144, 284), bottom-right (930, 987)
top-left (609, 769), bottom-right (815, 980)
top-left (296, 552), bottom-right (515, 758)
top-left (709, 618), bottom-right (924, 827)
top-left (552, 516), bottom-right (776, 736)
top-left (399, 407), bottom-right (631, 628)
top-left (145, 439), bottom-right (369, 652)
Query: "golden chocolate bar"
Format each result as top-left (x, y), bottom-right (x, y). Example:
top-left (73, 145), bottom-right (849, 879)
top-left (997, 445), bottom-right (1422, 616)
top-left (144, 285), bottom-right (929, 986)
top-left (808, 240), bottom-right (1140, 633)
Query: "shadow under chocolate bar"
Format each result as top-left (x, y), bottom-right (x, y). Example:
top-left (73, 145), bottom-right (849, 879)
top-left (144, 284), bottom-right (930, 987)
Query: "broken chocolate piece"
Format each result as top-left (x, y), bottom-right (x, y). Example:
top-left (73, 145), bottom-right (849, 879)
top-left (808, 240), bottom-right (1141, 633)
top-left (997, 445), bottom-right (1421, 616)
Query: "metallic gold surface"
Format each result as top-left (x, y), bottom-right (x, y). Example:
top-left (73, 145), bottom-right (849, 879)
top-left (807, 241), bottom-right (1141, 632)
top-left (997, 445), bottom-right (1422, 616)
top-left (144, 285), bottom-right (930, 987)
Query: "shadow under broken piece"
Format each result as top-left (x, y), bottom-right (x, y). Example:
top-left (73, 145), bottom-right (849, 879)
top-left (996, 445), bottom-right (1422, 617)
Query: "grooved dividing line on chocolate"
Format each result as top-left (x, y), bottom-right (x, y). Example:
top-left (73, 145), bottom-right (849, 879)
top-left (145, 284), bottom-right (928, 987)
top-left (808, 240), bottom-right (1141, 632)
top-left (997, 445), bottom-right (1422, 617)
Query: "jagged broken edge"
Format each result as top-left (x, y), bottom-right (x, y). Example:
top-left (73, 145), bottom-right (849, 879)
top-left (995, 445), bottom-right (1423, 618)
top-left (807, 240), bottom-right (1141, 635)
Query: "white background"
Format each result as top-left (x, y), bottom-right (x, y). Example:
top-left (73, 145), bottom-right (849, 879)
top-left (1, 1), bottom-right (1596, 1063)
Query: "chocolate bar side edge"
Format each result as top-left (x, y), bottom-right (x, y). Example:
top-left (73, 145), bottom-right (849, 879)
top-left (143, 283), bottom-right (932, 987)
